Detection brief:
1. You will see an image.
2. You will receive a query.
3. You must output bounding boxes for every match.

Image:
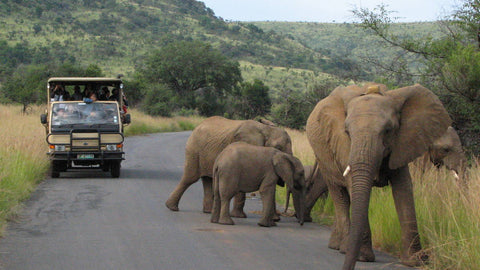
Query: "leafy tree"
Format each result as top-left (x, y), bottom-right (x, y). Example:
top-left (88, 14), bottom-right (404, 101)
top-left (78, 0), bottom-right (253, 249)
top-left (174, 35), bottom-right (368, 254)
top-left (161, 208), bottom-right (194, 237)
top-left (142, 83), bottom-right (175, 117)
top-left (353, 1), bottom-right (480, 155)
top-left (230, 79), bottom-right (271, 119)
top-left (1, 64), bottom-right (49, 112)
top-left (141, 40), bottom-right (242, 111)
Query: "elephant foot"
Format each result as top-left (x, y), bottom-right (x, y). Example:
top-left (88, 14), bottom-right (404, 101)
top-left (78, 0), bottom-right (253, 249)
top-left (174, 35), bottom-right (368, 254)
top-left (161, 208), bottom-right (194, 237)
top-left (258, 220), bottom-right (277, 227)
top-left (165, 200), bottom-right (179, 211)
top-left (328, 236), bottom-right (342, 251)
top-left (303, 213), bottom-right (313, 222)
top-left (401, 250), bottom-right (429, 267)
top-left (219, 217), bottom-right (235, 225)
top-left (203, 208), bottom-right (212, 214)
top-left (358, 246), bottom-right (375, 262)
top-left (230, 209), bottom-right (247, 218)
top-left (273, 212), bottom-right (281, 222)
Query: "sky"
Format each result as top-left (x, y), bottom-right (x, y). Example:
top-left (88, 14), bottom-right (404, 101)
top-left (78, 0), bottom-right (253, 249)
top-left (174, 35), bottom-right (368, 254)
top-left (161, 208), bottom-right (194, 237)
top-left (200, 0), bottom-right (459, 23)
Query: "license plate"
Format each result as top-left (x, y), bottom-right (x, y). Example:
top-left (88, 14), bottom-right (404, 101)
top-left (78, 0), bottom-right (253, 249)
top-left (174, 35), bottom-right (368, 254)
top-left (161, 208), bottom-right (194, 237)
top-left (77, 154), bottom-right (94, 159)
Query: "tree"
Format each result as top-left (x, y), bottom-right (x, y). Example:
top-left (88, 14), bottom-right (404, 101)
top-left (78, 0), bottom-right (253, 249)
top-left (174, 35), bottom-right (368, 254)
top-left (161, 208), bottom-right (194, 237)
top-left (352, 1), bottom-right (480, 155)
top-left (142, 40), bottom-right (242, 110)
top-left (230, 79), bottom-right (271, 119)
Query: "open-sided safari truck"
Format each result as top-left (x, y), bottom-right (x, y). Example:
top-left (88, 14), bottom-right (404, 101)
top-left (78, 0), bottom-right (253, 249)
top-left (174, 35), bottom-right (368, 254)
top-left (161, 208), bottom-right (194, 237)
top-left (41, 77), bottom-right (131, 178)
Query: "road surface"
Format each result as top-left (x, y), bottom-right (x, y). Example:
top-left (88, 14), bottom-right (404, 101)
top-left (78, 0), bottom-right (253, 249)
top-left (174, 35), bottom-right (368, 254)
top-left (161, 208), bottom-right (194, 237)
top-left (0, 132), bottom-right (409, 270)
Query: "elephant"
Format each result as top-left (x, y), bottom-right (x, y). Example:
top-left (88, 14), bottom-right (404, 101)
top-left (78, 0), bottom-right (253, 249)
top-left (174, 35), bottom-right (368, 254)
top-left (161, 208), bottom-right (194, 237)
top-left (305, 83), bottom-right (451, 270)
top-left (289, 126), bottom-right (466, 223)
top-left (284, 161), bottom-right (328, 222)
top-left (211, 142), bottom-right (306, 227)
top-left (165, 116), bottom-right (293, 216)
top-left (414, 126), bottom-right (467, 182)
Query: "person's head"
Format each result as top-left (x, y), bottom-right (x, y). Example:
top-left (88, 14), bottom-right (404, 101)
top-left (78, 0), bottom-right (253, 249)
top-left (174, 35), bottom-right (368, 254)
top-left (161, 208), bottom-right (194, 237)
top-left (112, 88), bottom-right (119, 96)
top-left (55, 107), bottom-right (65, 117)
top-left (74, 85), bottom-right (81, 93)
top-left (54, 84), bottom-right (64, 93)
top-left (89, 92), bottom-right (97, 101)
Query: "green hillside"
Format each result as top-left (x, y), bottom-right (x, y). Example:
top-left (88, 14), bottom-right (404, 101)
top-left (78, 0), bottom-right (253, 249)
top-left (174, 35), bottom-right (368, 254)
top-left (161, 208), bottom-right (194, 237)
top-left (0, 0), bottom-right (327, 77)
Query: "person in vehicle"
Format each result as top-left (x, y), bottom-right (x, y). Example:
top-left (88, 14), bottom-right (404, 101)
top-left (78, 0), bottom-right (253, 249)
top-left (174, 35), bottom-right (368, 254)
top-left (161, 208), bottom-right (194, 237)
top-left (51, 84), bottom-right (70, 101)
top-left (71, 85), bottom-right (83, 101)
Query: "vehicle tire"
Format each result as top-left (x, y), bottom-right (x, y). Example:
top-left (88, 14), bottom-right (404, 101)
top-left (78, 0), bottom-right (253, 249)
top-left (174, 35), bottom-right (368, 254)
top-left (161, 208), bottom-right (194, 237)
top-left (51, 170), bottom-right (60, 178)
top-left (102, 161), bottom-right (110, 172)
top-left (110, 161), bottom-right (121, 178)
top-left (51, 161), bottom-right (66, 178)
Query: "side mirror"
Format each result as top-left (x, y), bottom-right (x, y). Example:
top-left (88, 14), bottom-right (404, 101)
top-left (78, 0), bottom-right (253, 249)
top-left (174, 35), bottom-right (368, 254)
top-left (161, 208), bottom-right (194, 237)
top-left (40, 114), bottom-right (47, 124)
top-left (123, 114), bottom-right (131, 125)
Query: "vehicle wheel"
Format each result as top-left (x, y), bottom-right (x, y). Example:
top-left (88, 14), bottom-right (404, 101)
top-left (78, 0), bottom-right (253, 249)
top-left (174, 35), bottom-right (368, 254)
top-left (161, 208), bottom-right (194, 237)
top-left (51, 161), bottom-right (66, 178)
top-left (110, 161), bottom-right (121, 178)
top-left (102, 162), bottom-right (110, 172)
top-left (51, 170), bottom-right (60, 178)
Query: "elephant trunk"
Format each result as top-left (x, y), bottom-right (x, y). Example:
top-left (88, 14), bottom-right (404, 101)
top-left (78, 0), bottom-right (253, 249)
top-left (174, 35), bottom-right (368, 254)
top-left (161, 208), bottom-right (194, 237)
top-left (292, 187), bottom-right (306, 225)
top-left (342, 136), bottom-right (382, 270)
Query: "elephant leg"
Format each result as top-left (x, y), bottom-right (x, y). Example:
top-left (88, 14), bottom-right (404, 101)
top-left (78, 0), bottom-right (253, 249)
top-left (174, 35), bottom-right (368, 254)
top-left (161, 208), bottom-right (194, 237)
top-left (358, 219), bottom-right (375, 262)
top-left (305, 178), bottom-right (329, 222)
top-left (258, 186), bottom-right (277, 227)
top-left (273, 200), bottom-right (281, 222)
top-left (202, 176), bottom-right (214, 213)
top-left (211, 178), bottom-right (220, 223)
top-left (390, 166), bottom-right (426, 266)
top-left (231, 192), bottom-right (247, 218)
top-left (165, 158), bottom-right (200, 211)
top-left (328, 183), bottom-right (350, 251)
top-left (219, 194), bottom-right (234, 225)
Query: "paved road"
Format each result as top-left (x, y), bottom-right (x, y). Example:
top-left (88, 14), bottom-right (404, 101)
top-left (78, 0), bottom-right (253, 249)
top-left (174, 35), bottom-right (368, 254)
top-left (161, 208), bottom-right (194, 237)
top-left (0, 132), bottom-right (409, 270)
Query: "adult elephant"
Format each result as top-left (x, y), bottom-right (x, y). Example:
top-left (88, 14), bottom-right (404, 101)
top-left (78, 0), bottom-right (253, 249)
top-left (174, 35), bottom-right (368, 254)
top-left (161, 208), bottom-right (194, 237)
top-left (165, 116), bottom-right (293, 215)
top-left (296, 126), bottom-right (467, 223)
top-left (415, 126), bottom-right (467, 182)
top-left (306, 83), bottom-right (451, 270)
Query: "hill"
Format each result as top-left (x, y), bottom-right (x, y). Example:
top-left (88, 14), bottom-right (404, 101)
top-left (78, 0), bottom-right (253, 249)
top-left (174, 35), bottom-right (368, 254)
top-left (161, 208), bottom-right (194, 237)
top-left (0, 0), bottom-right (328, 77)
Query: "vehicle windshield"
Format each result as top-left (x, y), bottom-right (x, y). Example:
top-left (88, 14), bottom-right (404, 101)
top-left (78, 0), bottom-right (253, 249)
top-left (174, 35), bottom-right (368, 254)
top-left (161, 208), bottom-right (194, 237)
top-left (52, 102), bottom-right (119, 127)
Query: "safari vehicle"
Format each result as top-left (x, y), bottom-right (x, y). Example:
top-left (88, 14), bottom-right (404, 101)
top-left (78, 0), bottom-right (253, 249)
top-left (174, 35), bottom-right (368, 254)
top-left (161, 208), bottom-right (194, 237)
top-left (40, 77), bottom-right (131, 178)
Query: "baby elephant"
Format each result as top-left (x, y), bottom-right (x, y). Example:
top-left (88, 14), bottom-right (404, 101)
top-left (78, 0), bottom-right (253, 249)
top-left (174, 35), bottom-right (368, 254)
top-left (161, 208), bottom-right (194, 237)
top-left (211, 142), bottom-right (306, 227)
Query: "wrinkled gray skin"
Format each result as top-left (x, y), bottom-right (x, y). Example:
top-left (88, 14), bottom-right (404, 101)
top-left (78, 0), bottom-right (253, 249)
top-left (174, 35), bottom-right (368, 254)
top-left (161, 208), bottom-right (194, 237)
top-left (306, 83), bottom-right (451, 270)
top-left (211, 142), bottom-right (306, 227)
top-left (284, 162), bottom-right (328, 222)
top-left (414, 126), bottom-right (467, 183)
top-left (165, 116), bottom-right (293, 216)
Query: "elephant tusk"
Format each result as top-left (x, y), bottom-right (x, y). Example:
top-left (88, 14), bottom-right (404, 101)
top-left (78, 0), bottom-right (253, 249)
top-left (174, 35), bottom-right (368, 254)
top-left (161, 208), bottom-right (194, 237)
top-left (343, 165), bottom-right (351, 177)
top-left (452, 171), bottom-right (459, 180)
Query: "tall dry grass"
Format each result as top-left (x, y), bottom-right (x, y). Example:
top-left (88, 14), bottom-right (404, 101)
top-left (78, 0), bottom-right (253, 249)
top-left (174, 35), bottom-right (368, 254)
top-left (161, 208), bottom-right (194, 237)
top-left (0, 104), bottom-right (50, 232)
top-left (287, 128), bottom-right (480, 269)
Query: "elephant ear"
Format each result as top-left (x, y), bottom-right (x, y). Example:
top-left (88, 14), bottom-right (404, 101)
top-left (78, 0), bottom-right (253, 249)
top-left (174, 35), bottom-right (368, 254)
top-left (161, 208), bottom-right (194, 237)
top-left (387, 84), bottom-right (452, 169)
top-left (306, 86), bottom-right (358, 169)
top-left (233, 121), bottom-right (265, 146)
top-left (273, 152), bottom-right (296, 190)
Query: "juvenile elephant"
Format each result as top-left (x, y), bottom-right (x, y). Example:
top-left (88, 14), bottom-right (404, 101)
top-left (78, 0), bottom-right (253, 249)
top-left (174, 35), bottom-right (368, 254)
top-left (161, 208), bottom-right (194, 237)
top-left (306, 83), bottom-right (451, 269)
top-left (165, 116), bottom-right (293, 215)
top-left (211, 142), bottom-right (306, 227)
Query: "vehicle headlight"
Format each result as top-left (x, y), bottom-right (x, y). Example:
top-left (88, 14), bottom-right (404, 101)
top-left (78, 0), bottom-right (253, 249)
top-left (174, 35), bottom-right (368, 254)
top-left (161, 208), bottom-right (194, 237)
top-left (54, 145), bottom-right (66, 151)
top-left (106, 144), bottom-right (117, 151)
